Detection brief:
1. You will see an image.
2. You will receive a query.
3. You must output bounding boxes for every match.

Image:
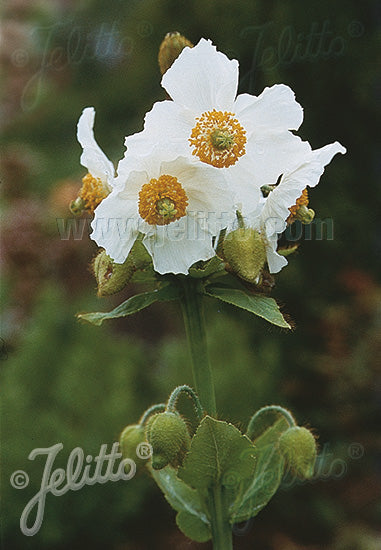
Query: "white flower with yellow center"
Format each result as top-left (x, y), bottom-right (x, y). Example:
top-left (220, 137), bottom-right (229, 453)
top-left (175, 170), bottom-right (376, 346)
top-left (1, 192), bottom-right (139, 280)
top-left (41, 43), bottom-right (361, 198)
top-left (75, 107), bottom-right (116, 213)
top-left (124, 38), bottom-right (311, 215)
top-left (252, 141), bottom-right (346, 273)
top-left (90, 151), bottom-right (235, 274)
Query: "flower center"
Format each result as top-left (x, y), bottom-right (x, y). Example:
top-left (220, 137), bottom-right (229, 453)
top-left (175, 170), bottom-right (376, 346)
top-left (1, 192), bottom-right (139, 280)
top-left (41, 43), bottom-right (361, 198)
top-left (138, 174), bottom-right (188, 226)
top-left (78, 173), bottom-right (109, 214)
top-left (189, 110), bottom-right (246, 168)
top-left (287, 188), bottom-right (311, 224)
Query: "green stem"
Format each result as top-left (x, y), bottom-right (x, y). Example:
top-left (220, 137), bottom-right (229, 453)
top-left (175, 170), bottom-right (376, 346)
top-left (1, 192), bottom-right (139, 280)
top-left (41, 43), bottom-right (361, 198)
top-left (246, 405), bottom-right (296, 439)
top-left (167, 385), bottom-right (204, 421)
top-left (179, 278), bottom-right (217, 416)
top-left (209, 486), bottom-right (233, 550)
top-left (139, 404), bottom-right (166, 426)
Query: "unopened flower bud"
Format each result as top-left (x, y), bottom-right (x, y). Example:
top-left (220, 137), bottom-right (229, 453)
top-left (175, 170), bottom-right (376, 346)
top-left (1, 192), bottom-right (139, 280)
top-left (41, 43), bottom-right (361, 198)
top-left (158, 32), bottom-right (193, 75)
top-left (119, 424), bottom-right (146, 468)
top-left (146, 412), bottom-right (191, 470)
top-left (92, 249), bottom-right (135, 296)
top-left (279, 426), bottom-right (317, 479)
top-left (223, 227), bottom-right (267, 283)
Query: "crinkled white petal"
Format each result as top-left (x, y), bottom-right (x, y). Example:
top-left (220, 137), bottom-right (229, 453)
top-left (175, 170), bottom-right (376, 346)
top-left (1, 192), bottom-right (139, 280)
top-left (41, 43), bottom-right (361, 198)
top-left (235, 84), bottom-right (304, 132)
top-left (124, 101), bottom-right (194, 161)
top-left (77, 107), bottom-right (115, 185)
top-left (259, 140), bottom-right (346, 237)
top-left (142, 216), bottom-right (216, 275)
top-left (162, 38), bottom-right (238, 112)
top-left (91, 190), bottom-right (139, 263)
top-left (266, 238), bottom-right (288, 274)
top-left (229, 132), bottom-right (312, 218)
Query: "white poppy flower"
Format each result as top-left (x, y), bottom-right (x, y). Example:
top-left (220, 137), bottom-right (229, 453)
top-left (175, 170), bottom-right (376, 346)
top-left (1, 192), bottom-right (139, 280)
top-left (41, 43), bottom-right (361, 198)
top-left (75, 107), bottom-right (116, 213)
top-left (253, 141), bottom-right (346, 273)
top-left (90, 150), bottom-right (235, 275)
top-left (124, 38), bottom-right (311, 216)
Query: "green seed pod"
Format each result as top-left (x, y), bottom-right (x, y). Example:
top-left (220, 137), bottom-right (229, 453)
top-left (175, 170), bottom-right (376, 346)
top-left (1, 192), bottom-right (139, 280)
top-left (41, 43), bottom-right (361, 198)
top-left (223, 227), bottom-right (267, 283)
top-left (119, 424), bottom-right (146, 468)
top-left (158, 32), bottom-right (193, 75)
top-left (92, 249), bottom-right (135, 296)
top-left (146, 412), bottom-right (191, 470)
top-left (278, 426), bottom-right (317, 479)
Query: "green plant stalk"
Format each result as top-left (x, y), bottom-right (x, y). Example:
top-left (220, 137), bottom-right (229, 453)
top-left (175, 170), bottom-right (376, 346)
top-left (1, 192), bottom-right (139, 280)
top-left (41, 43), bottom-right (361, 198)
top-left (179, 279), bottom-right (217, 416)
top-left (180, 278), bottom-right (232, 548)
top-left (209, 486), bottom-right (233, 550)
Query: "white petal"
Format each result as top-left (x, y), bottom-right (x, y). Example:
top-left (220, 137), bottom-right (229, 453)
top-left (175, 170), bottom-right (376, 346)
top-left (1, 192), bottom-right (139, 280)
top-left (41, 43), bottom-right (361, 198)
top-left (161, 38), bottom-right (238, 112)
top-left (142, 216), bottom-right (215, 275)
top-left (124, 100), bottom-right (193, 160)
top-left (235, 84), bottom-right (304, 132)
top-left (266, 239), bottom-right (288, 273)
top-left (77, 107), bottom-right (115, 184)
top-left (259, 140), bottom-right (346, 236)
top-left (90, 190), bottom-right (139, 263)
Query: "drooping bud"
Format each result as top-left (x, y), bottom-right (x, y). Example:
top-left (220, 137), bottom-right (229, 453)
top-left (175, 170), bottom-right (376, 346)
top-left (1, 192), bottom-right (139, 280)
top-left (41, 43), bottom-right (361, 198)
top-left (158, 32), bottom-right (193, 75)
top-left (92, 249), bottom-right (135, 296)
top-left (223, 227), bottom-right (267, 283)
top-left (278, 426), bottom-right (317, 479)
top-left (146, 412), bottom-right (191, 470)
top-left (119, 424), bottom-right (147, 468)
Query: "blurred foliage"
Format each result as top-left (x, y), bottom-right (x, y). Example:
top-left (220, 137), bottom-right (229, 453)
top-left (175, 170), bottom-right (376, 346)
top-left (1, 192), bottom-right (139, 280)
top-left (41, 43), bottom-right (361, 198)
top-left (1, 0), bottom-right (380, 548)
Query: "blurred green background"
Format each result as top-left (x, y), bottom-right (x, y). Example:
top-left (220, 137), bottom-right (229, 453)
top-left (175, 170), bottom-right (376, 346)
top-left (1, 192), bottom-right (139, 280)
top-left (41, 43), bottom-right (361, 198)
top-left (1, 0), bottom-right (380, 548)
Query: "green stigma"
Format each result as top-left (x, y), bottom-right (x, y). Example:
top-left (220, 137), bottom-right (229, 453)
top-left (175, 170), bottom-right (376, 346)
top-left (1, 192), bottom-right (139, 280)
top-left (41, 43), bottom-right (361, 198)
top-left (210, 129), bottom-right (235, 150)
top-left (156, 197), bottom-right (178, 220)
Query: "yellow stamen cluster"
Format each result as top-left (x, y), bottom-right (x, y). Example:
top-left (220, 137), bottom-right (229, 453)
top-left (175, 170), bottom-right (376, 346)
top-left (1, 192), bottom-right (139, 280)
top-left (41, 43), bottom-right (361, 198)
top-left (79, 173), bottom-right (109, 214)
top-left (189, 109), bottom-right (246, 168)
top-left (138, 174), bottom-right (188, 226)
top-left (287, 188), bottom-right (309, 224)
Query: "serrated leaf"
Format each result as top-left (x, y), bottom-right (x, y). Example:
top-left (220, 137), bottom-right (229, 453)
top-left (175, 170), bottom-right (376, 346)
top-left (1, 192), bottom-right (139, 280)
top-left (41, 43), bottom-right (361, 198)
top-left (176, 511), bottom-right (211, 542)
top-left (151, 466), bottom-right (209, 525)
top-left (77, 284), bottom-right (179, 326)
top-left (230, 418), bottom-right (288, 523)
top-left (178, 416), bottom-right (256, 492)
top-left (204, 284), bottom-right (291, 329)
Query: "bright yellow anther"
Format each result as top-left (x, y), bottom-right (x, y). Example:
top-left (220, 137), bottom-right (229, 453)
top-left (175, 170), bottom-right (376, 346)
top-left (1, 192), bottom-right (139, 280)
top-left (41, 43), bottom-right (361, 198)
top-left (138, 174), bottom-right (188, 226)
top-left (78, 173), bottom-right (109, 214)
top-left (189, 109), bottom-right (246, 168)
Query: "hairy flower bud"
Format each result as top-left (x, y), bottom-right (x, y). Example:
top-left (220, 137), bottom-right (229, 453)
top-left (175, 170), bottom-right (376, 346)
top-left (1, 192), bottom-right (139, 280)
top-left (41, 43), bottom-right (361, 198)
top-left (92, 249), bottom-right (135, 296)
top-left (158, 32), bottom-right (193, 75)
top-left (223, 227), bottom-right (267, 283)
top-left (279, 426), bottom-right (317, 479)
top-left (146, 412), bottom-right (191, 470)
top-left (119, 424), bottom-right (146, 468)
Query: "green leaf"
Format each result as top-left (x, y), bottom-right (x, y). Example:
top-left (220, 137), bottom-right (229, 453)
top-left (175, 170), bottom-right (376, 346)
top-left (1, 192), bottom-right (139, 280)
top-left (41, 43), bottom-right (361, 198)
top-left (178, 416), bottom-right (256, 492)
top-left (151, 466), bottom-right (209, 525)
top-left (230, 418), bottom-right (288, 523)
top-left (176, 511), bottom-right (211, 542)
top-left (204, 284), bottom-right (291, 329)
top-left (77, 284), bottom-right (179, 326)
top-left (188, 256), bottom-right (225, 279)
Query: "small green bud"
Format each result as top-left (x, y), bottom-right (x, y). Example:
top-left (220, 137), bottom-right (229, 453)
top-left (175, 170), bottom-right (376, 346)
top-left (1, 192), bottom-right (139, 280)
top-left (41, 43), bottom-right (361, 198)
top-left (279, 426), bottom-right (317, 479)
top-left (146, 412), bottom-right (191, 470)
top-left (296, 205), bottom-right (315, 224)
top-left (158, 32), bottom-right (193, 75)
top-left (69, 196), bottom-right (86, 215)
top-left (119, 424), bottom-right (146, 468)
top-left (130, 239), bottom-right (152, 271)
top-left (223, 227), bottom-right (267, 283)
top-left (92, 249), bottom-right (135, 296)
